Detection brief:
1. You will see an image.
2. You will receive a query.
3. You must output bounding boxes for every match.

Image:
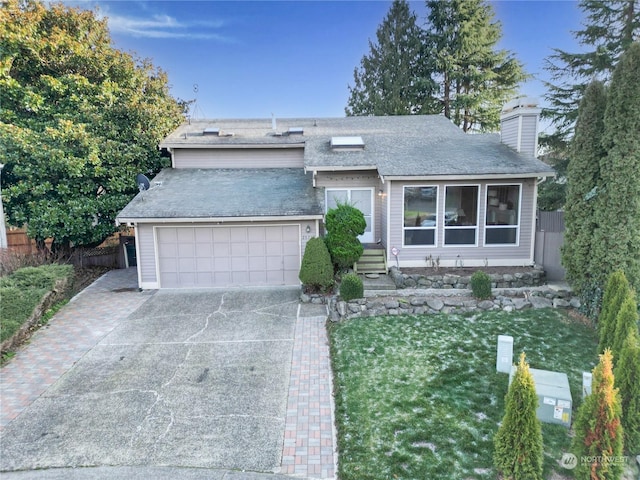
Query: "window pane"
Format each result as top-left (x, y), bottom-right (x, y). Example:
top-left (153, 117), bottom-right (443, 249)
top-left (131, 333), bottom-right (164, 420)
top-left (404, 186), bottom-right (437, 227)
top-left (350, 190), bottom-right (372, 216)
top-left (445, 229), bottom-right (476, 245)
top-left (405, 229), bottom-right (435, 246)
top-left (326, 190), bottom-right (348, 211)
top-left (445, 186), bottom-right (478, 226)
top-left (486, 185), bottom-right (519, 225)
top-left (486, 228), bottom-right (517, 244)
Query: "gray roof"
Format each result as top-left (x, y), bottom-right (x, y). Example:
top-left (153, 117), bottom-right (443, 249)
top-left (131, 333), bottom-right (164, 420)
top-left (161, 116), bottom-right (554, 178)
top-left (116, 168), bottom-right (323, 221)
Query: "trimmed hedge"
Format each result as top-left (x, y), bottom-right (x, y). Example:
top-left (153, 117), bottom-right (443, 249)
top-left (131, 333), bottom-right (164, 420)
top-left (299, 237), bottom-right (334, 293)
top-left (470, 270), bottom-right (492, 300)
top-left (340, 273), bottom-right (364, 302)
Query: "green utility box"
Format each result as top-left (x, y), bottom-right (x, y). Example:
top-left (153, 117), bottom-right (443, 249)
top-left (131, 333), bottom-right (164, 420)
top-left (510, 366), bottom-right (572, 427)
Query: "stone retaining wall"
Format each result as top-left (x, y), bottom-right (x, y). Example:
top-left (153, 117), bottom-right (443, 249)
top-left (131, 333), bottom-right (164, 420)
top-left (389, 266), bottom-right (546, 289)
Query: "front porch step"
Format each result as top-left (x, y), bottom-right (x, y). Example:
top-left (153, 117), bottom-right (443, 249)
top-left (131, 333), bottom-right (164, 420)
top-left (354, 247), bottom-right (387, 274)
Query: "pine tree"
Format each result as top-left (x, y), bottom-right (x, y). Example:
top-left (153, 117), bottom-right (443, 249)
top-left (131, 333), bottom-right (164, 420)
top-left (493, 353), bottom-right (543, 480)
top-left (614, 328), bottom-right (640, 454)
top-left (561, 81), bottom-right (607, 295)
top-left (598, 271), bottom-right (632, 353)
top-left (572, 349), bottom-right (624, 480)
top-left (591, 42), bottom-right (640, 293)
top-left (612, 291), bottom-right (639, 358)
top-left (345, 0), bottom-right (434, 116)
top-left (424, 0), bottom-right (527, 132)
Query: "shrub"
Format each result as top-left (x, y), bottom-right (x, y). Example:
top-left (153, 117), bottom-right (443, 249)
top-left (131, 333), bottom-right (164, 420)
top-left (470, 270), bottom-right (492, 299)
top-left (598, 270), bottom-right (631, 354)
top-left (493, 352), bottom-right (543, 480)
top-left (614, 328), bottom-right (640, 454)
top-left (0, 264), bottom-right (73, 290)
top-left (611, 291), bottom-right (639, 358)
top-left (324, 202), bottom-right (366, 272)
top-left (571, 349), bottom-right (624, 480)
top-left (298, 237), bottom-right (334, 293)
top-left (340, 273), bottom-right (364, 302)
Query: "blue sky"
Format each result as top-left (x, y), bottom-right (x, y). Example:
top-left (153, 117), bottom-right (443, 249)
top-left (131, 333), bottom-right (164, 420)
top-left (71, 0), bottom-right (583, 132)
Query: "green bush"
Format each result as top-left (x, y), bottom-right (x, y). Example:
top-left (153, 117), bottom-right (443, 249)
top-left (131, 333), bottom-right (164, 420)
top-left (0, 264), bottom-right (73, 289)
top-left (493, 352), bottom-right (543, 480)
top-left (598, 270), bottom-right (631, 354)
top-left (340, 273), bottom-right (364, 302)
top-left (299, 237), bottom-right (334, 293)
top-left (614, 328), bottom-right (640, 454)
top-left (324, 202), bottom-right (366, 272)
top-left (470, 270), bottom-right (492, 299)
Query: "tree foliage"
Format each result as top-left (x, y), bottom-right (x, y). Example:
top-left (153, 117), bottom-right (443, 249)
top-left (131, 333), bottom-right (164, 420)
top-left (0, 0), bottom-right (185, 252)
top-left (346, 0), bottom-right (526, 132)
top-left (324, 202), bottom-right (366, 272)
top-left (424, 0), bottom-right (527, 132)
top-left (614, 328), bottom-right (640, 454)
top-left (298, 237), bottom-right (334, 293)
top-left (345, 0), bottom-right (434, 116)
top-left (598, 271), bottom-right (632, 354)
top-left (493, 352), bottom-right (543, 480)
top-left (611, 292), bottom-right (639, 359)
top-left (561, 81), bottom-right (607, 295)
top-left (571, 349), bottom-right (624, 480)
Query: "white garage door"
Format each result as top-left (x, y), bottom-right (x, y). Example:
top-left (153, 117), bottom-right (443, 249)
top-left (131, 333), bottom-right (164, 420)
top-left (157, 225), bottom-right (300, 288)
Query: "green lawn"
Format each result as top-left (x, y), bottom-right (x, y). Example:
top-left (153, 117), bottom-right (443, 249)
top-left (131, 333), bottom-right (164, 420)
top-left (329, 309), bottom-right (599, 480)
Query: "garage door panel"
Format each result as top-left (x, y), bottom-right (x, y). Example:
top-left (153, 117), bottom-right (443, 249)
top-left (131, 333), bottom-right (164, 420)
top-left (157, 225), bottom-right (301, 288)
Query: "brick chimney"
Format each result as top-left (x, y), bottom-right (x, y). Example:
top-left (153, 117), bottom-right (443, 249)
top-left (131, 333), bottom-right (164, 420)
top-left (500, 97), bottom-right (541, 158)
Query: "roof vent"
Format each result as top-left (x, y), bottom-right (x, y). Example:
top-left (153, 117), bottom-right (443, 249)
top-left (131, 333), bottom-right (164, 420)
top-left (331, 136), bottom-right (365, 150)
top-left (203, 127), bottom-right (220, 136)
top-left (287, 127), bottom-right (304, 135)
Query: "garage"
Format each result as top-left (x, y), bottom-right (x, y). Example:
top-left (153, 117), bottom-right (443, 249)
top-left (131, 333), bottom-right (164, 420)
top-left (156, 225), bottom-right (301, 288)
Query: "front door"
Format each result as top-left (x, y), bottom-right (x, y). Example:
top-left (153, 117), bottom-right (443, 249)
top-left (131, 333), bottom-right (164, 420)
top-left (326, 188), bottom-right (374, 243)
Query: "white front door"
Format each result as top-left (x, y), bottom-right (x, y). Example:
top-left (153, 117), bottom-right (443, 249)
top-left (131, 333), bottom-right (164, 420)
top-left (326, 188), bottom-right (374, 243)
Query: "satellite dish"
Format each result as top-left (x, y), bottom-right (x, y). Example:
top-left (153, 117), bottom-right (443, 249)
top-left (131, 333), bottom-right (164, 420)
top-left (136, 173), bottom-right (151, 192)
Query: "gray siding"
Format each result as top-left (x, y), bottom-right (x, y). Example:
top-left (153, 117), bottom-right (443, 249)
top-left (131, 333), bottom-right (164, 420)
top-left (137, 223), bottom-right (157, 284)
top-left (315, 170), bottom-right (382, 243)
top-left (388, 179), bottom-right (537, 267)
top-left (500, 117), bottom-right (519, 153)
top-left (520, 114), bottom-right (538, 158)
top-left (173, 147), bottom-right (304, 169)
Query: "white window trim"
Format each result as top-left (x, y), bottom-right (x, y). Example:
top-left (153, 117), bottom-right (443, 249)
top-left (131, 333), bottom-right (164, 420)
top-left (483, 183), bottom-right (522, 247)
top-left (402, 185), bottom-right (438, 248)
top-left (325, 187), bottom-right (375, 243)
top-left (443, 184), bottom-right (480, 247)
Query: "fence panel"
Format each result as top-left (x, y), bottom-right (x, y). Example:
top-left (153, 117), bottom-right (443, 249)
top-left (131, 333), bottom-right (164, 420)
top-left (535, 231), bottom-right (566, 281)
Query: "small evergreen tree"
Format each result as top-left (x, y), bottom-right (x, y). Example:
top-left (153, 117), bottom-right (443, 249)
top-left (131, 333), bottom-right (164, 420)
top-left (298, 237), bottom-right (334, 293)
top-left (339, 273), bottom-right (364, 302)
top-left (493, 352), bottom-right (543, 480)
top-left (611, 291), bottom-right (639, 358)
top-left (614, 328), bottom-right (640, 454)
top-left (470, 270), bottom-right (492, 300)
top-left (324, 202), bottom-right (366, 272)
top-left (598, 271), bottom-right (631, 353)
top-left (571, 349), bottom-right (624, 480)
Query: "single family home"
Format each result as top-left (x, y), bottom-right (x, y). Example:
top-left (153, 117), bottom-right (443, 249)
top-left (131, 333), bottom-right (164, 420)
top-left (116, 98), bottom-right (554, 289)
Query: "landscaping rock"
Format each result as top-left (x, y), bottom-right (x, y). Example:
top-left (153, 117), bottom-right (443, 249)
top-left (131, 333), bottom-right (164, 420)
top-left (553, 298), bottom-right (570, 309)
top-left (426, 298), bottom-right (444, 311)
top-left (529, 296), bottom-right (553, 309)
top-left (512, 298), bottom-right (531, 310)
top-left (478, 300), bottom-right (495, 310)
top-left (570, 297), bottom-right (581, 309)
top-left (385, 300), bottom-right (400, 309)
top-left (410, 297), bottom-right (427, 306)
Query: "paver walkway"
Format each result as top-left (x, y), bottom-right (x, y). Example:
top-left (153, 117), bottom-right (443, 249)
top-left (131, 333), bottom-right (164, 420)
top-left (1, 269), bottom-right (337, 479)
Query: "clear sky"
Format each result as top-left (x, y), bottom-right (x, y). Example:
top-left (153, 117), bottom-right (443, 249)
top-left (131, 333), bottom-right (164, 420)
top-left (66, 0), bottom-right (584, 133)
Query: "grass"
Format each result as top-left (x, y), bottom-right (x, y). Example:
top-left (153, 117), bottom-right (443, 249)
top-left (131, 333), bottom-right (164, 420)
top-left (330, 308), bottom-right (600, 480)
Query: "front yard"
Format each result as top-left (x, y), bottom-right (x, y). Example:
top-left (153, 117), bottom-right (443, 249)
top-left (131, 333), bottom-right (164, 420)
top-left (329, 309), bottom-right (599, 479)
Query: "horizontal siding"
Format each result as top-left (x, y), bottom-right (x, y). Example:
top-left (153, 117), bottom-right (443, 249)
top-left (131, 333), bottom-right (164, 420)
top-left (520, 115), bottom-right (538, 157)
top-left (173, 147), bottom-right (304, 169)
top-left (500, 117), bottom-right (519, 151)
top-left (388, 179), bottom-right (536, 266)
top-left (137, 223), bottom-right (157, 284)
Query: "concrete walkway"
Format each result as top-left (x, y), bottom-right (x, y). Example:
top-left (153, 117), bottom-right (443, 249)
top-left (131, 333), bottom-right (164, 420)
top-left (0, 269), bottom-right (336, 479)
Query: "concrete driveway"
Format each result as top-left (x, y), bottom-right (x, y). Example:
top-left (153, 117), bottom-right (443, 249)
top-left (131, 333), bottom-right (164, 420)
top-left (1, 286), bottom-right (300, 474)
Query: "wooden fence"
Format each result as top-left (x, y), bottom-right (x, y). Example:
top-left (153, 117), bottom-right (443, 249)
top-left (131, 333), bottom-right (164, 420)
top-left (534, 211), bottom-right (566, 281)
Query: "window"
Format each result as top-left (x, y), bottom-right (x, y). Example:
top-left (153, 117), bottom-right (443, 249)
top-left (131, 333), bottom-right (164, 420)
top-left (485, 185), bottom-right (520, 245)
top-left (444, 185), bottom-right (479, 245)
top-left (403, 186), bottom-right (437, 246)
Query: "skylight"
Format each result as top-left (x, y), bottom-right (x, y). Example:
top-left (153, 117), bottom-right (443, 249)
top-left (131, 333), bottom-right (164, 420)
top-left (330, 136), bottom-right (365, 150)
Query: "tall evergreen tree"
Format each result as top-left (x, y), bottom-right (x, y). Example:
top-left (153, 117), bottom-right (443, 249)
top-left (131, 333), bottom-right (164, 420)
top-left (345, 0), bottom-right (434, 116)
top-left (424, 0), bottom-right (527, 132)
top-left (614, 328), bottom-right (640, 454)
top-left (612, 292), bottom-right (639, 359)
top-left (598, 271), bottom-right (632, 353)
top-left (539, 0), bottom-right (639, 209)
top-left (571, 349), bottom-right (624, 480)
top-left (591, 41), bottom-right (640, 293)
top-left (561, 80), bottom-right (607, 295)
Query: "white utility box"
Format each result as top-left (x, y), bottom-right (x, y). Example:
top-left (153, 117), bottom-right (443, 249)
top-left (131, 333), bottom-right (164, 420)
top-left (496, 335), bottom-right (514, 373)
top-left (509, 366), bottom-right (572, 427)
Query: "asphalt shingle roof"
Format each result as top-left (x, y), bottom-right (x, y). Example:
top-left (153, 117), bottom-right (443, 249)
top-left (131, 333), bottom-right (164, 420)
top-left (116, 168), bottom-right (324, 220)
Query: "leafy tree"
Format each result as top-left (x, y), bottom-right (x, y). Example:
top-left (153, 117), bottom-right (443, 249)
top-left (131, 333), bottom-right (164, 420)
top-left (0, 0), bottom-right (185, 253)
top-left (540, 0), bottom-right (639, 208)
top-left (493, 352), bottom-right (543, 480)
top-left (299, 237), bottom-right (334, 293)
top-left (611, 291), bottom-right (639, 358)
top-left (598, 271), bottom-right (632, 353)
top-left (614, 328), bottom-right (640, 454)
top-left (345, 0), bottom-right (434, 116)
top-left (571, 349), bottom-right (624, 480)
top-left (324, 202), bottom-right (366, 272)
top-left (424, 0), bottom-right (527, 132)
top-left (561, 81), bottom-right (607, 295)
top-left (591, 41), bottom-right (640, 293)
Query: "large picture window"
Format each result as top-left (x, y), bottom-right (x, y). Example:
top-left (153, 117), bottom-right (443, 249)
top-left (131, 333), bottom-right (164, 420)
top-left (444, 185), bottom-right (478, 245)
top-left (403, 186), bottom-right (437, 246)
top-left (485, 185), bottom-right (520, 245)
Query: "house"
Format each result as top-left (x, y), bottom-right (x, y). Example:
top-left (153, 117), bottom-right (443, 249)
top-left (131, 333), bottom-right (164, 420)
top-left (116, 98), bottom-right (554, 289)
